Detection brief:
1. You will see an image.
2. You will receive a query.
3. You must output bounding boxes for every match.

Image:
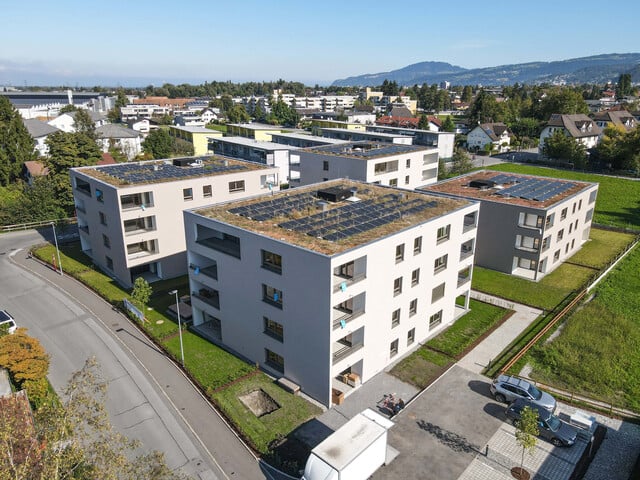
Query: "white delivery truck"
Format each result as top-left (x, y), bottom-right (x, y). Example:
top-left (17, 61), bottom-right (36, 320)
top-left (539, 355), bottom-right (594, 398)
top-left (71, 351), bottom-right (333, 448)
top-left (302, 409), bottom-right (394, 480)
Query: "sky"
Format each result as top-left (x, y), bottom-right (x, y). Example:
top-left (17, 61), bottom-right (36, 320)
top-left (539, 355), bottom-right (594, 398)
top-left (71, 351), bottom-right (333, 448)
top-left (1, 0), bottom-right (639, 87)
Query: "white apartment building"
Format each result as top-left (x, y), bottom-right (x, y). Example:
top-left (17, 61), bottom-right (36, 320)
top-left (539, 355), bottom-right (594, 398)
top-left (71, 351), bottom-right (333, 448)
top-left (424, 171), bottom-right (598, 280)
top-left (316, 127), bottom-right (413, 145)
top-left (293, 142), bottom-right (439, 189)
top-left (365, 125), bottom-right (456, 161)
top-left (70, 156), bottom-right (279, 288)
top-left (184, 179), bottom-right (479, 407)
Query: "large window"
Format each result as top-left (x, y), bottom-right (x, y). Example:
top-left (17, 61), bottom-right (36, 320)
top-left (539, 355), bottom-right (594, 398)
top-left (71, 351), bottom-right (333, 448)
top-left (431, 283), bottom-right (445, 303)
top-left (261, 250), bottom-right (282, 274)
top-left (413, 236), bottom-right (422, 255)
top-left (390, 339), bottom-right (399, 358)
top-left (437, 225), bottom-right (450, 243)
top-left (395, 244), bottom-right (405, 263)
top-left (434, 254), bottom-right (448, 273)
top-left (374, 160), bottom-right (399, 175)
top-left (429, 310), bottom-right (443, 330)
top-left (263, 317), bottom-right (284, 342)
top-left (411, 268), bottom-right (420, 286)
top-left (262, 284), bottom-right (283, 309)
top-left (265, 349), bottom-right (284, 373)
top-left (391, 309), bottom-right (400, 328)
top-left (229, 180), bottom-right (245, 193)
top-left (393, 277), bottom-right (403, 296)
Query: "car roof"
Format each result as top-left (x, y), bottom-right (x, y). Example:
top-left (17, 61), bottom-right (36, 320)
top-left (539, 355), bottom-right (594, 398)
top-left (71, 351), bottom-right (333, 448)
top-left (509, 398), bottom-right (551, 419)
top-left (0, 310), bottom-right (14, 322)
top-left (498, 374), bottom-right (531, 388)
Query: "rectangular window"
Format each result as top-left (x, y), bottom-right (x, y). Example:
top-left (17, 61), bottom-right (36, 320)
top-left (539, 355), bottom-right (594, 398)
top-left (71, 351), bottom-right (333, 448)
top-left (553, 250), bottom-right (560, 262)
top-left (588, 191), bottom-right (597, 204)
top-left (545, 214), bottom-right (555, 228)
top-left (105, 255), bottom-right (113, 270)
top-left (102, 234), bottom-right (110, 248)
top-left (393, 277), bottom-right (403, 296)
top-left (395, 244), bottom-right (405, 263)
top-left (571, 239), bottom-right (575, 249)
top-left (574, 219), bottom-right (579, 230)
top-left (579, 199), bottom-right (583, 210)
top-left (99, 211), bottom-right (107, 226)
top-left (265, 348), bottom-right (284, 373)
top-left (95, 188), bottom-right (103, 203)
top-left (374, 160), bottom-right (399, 174)
top-left (413, 236), bottom-right (422, 255)
top-left (390, 339), bottom-right (399, 358)
top-left (203, 185), bottom-right (212, 197)
top-left (405, 175), bottom-right (410, 185)
top-left (437, 225), bottom-right (451, 243)
top-left (572, 202), bottom-right (576, 214)
top-left (323, 160), bottom-right (329, 171)
top-left (585, 208), bottom-right (594, 222)
top-left (407, 328), bottom-right (415, 346)
top-left (557, 229), bottom-right (564, 241)
top-left (569, 223), bottom-right (573, 233)
top-left (389, 178), bottom-right (398, 187)
top-left (542, 236), bottom-right (550, 251)
top-left (391, 309), bottom-right (400, 328)
top-left (560, 208), bottom-right (568, 220)
top-left (262, 284), bottom-right (283, 309)
top-left (409, 299), bottom-right (417, 317)
top-left (429, 310), bottom-right (443, 330)
top-left (565, 243), bottom-right (570, 253)
top-left (434, 254), bottom-right (448, 273)
top-left (263, 317), bottom-right (284, 342)
top-left (411, 268), bottom-right (420, 286)
top-left (261, 250), bottom-right (282, 274)
top-left (431, 283), bottom-right (445, 303)
top-left (406, 158), bottom-right (411, 168)
top-left (183, 188), bottom-right (193, 200)
top-left (229, 180), bottom-right (245, 193)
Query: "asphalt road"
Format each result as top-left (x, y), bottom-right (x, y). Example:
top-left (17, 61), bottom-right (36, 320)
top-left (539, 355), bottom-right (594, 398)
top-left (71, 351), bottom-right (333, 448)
top-left (0, 229), bottom-right (265, 479)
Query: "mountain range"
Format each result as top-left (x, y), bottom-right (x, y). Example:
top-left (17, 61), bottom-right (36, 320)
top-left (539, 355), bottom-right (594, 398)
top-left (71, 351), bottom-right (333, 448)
top-left (331, 53), bottom-right (640, 87)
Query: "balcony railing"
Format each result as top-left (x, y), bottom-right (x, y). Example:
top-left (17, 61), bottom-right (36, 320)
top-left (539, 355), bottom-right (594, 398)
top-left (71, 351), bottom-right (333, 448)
top-left (193, 290), bottom-right (220, 309)
top-left (463, 219), bottom-right (477, 233)
top-left (332, 309), bottom-right (365, 330)
top-left (78, 225), bottom-right (89, 234)
top-left (196, 237), bottom-right (241, 259)
top-left (460, 247), bottom-right (474, 261)
top-left (458, 275), bottom-right (471, 287)
top-left (332, 341), bottom-right (364, 364)
top-left (332, 272), bottom-right (366, 292)
top-left (190, 263), bottom-right (218, 280)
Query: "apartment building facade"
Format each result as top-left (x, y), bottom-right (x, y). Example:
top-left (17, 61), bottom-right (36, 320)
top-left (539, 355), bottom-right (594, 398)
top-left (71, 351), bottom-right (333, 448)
top-left (71, 156), bottom-right (279, 288)
top-left (424, 171), bottom-right (598, 280)
top-left (183, 180), bottom-right (479, 406)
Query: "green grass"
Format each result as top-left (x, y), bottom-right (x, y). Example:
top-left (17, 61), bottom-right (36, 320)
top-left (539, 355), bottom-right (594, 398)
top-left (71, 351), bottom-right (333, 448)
top-left (485, 164), bottom-right (640, 230)
top-left (568, 229), bottom-right (636, 269)
top-left (210, 374), bottom-right (321, 453)
top-left (527, 243), bottom-right (640, 411)
top-left (205, 124), bottom-right (227, 133)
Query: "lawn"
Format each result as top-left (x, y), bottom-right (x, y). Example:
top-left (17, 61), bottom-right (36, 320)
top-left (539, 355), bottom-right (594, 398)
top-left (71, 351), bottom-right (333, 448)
top-left (485, 164), bottom-right (640, 230)
top-left (527, 243), bottom-right (640, 412)
top-left (568, 228), bottom-right (636, 269)
top-left (391, 299), bottom-right (507, 388)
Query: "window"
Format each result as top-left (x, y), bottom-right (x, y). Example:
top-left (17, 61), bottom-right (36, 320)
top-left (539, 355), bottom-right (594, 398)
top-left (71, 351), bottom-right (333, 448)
top-left (105, 255), bottom-right (113, 270)
top-left (574, 219), bottom-right (579, 230)
top-left (102, 234), bottom-right (110, 248)
top-left (374, 160), bottom-right (398, 174)
top-left (323, 160), bottom-right (329, 171)
top-left (518, 258), bottom-right (537, 270)
top-left (264, 317), bottom-right (283, 342)
top-left (565, 244), bottom-right (570, 253)
top-left (431, 283), bottom-right (445, 303)
top-left (390, 339), bottom-right (399, 358)
top-left (429, 310), bottom-right (443, 330)
top-left (588, 191), bottom-right (596, 204)
top-left (585, 208), bottom-right (594, 222)
top-left (557, 229), bottom-right (564, 241)
top-left (393, 277), bottom-right (403, 296)
top-left (405, 175), bottom-right (410, 185)
top-left (553, 250), bottom-right (560, 262)
top-left (203, 185), bottom-right (212, 197)
top-left (569, 223), bottom-right (573, 234)
top-left (407, 328), bottom-right (415, 346)
top-left (261, 250), bottom-right (282, 274)
top-left (545, 214), bottom-right (555, 228)
top-left (572, 202), bottom-right (576, 214)
top-left (437, 225), bottom-right (450, 243)
top-left (183, 188), bottom-right (193, 200)
top-left (389, 178), bottom-right (398, 187)
top-left (265, 348), bottom-right (284, 373)
top-left (409, 299), bottom-right (417, 316)
top-left (391, 309), bottom-right (400, 328)
top-left (99, 211), bottom-right (107, 226)
top-left (229, 180), bottom-right (245, 193)
top-left (95, 188), bottom-right (103, 203)
top-left (411, 268), bottom-right (420, 286)
top-left (542, 236), bottom-right (550, 251)
top-left (434, 254), bottom-right (448, 273)
top-left (395, 244), bottom-right (405, 263)
top-left (571, 239), bottom-right (575, 249)
top-left (406, 158), bottom-right (411, 168)
top-left (560, 208), bottom-right (568, 220)
top-left (262, 284), bottom-right (283, 309)
top-left (413, 236), bottom-right (422, 255)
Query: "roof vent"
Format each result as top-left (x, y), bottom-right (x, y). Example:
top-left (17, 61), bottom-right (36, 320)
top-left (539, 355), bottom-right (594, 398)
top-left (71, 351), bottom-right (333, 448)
top-left (316, 200), bottom-right (328, 212)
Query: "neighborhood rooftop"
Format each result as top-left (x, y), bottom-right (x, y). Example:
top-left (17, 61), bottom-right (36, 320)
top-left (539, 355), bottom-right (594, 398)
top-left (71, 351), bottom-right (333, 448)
top-left (424, 170), bottom-right (594, 208)
top-left (195, 179), bottom-right (471, 255)
top-left (76, 156), bottom-right (266, 186)
top-left (302, 141), bottom-right (426, 159)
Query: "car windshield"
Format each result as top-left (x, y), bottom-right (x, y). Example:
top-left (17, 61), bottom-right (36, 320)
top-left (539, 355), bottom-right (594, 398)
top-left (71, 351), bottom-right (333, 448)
top-left (528, 384), bottom-right (542, 400)
top-left (547, 415), bottom-right (562, 431)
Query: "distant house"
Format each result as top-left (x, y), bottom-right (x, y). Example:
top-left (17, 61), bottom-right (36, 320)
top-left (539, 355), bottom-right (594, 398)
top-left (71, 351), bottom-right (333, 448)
top-left (467, 122), bottom-right (512, 152)
top-left (593, 108), bottom-right (637, 133)
top-left (200, 108), bottom-right (220, 124)
top-left (376, 116), bottom-right (419, 129)
top-left (47, 110), bottom-right (106, 133)
top-left (538, 114), bottom-right (602, 154)
top-left (22, 160), bottom-right (50, 185)
top-left (23, 118), bottom-right (61, 156)
top-left (388, 105), bottom-right (414, 118)
top-left (95, 124), bottom-right (142, 160)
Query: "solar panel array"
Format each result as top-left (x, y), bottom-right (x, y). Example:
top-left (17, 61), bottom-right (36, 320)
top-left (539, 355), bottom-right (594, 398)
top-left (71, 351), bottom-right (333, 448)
top-left (98, 161), bottom-right (247, 184)
top-left (488, 174), bottom-right (576, 202)
top-left (316, 142), bottom-right (416, 158)
top-left (229, 190), bottom-right (437, 242)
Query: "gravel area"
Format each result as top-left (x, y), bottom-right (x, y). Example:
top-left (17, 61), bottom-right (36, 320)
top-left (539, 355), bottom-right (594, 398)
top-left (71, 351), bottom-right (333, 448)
top-left (581, 412), bottom-right (640, 480)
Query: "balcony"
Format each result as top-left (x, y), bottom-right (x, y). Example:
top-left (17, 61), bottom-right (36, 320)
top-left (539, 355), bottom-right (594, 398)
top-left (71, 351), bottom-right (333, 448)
top-left (195, 229), bottom-right (241, 259)
top-left (332, 308), bottom-right (365, 330)
top-left (460, 241), bottom-right (474, 261)
top-left (458, 268), bottom-right (471, 287)
top-left (75, 204), bottom-right (86, 214)
top-left (332, 340), bottom-right (364, 364)
top-left (332, 272), bottom-right (366, 293)
top-left (190, 263), bottom-right (217, 280)
top-left (463, 212), bottom-right (477, 233)
top-left (78, 224), bottom-right (89, 235)
top-left (193, 288), bottom-right (220, 309)
top-left (126, 240), bottom-right (157, 259)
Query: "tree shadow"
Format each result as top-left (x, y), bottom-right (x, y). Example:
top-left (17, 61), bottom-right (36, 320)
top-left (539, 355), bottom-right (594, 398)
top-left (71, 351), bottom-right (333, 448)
top-left (416, 420), bottom-right (482, 454)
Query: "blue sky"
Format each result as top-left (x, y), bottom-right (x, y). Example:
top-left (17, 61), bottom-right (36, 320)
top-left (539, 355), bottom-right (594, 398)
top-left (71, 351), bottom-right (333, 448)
top-left (1, 0), bottom-right (639, 86)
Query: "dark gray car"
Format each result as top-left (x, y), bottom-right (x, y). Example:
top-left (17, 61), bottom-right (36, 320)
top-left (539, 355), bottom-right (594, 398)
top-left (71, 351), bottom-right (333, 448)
top-left (490, 374), bottom-right (556, 412)
top-left (505, 398), bottom-right (578, 447)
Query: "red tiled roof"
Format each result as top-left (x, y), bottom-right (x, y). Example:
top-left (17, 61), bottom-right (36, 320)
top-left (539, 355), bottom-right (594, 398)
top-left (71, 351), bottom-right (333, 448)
top-left (98, 153), bottom-right (116, 165)
top-left (376, 116), bottom-right (419, 128)
top-left (23, 161), bottom-right (49, 177)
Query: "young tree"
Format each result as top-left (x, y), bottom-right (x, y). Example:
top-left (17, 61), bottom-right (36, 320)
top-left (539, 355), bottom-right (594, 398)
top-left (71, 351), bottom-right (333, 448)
top-left (461, 85), bottom-right (473, 103)
top-left (59, 104), bottom-right (77, 114)
top-left (535, 88), bottom-right (589, 121)
top-left (441, 115), bottom-right (456, 132)
top-left (73, 109), bottom-right (96, 139)
top-left (131, 277), bottom-right (153, 309)
top-left (226, 104), bottom-right (251, 124)
top-left (418, 115), bottom-right (431, 130)
top-left (143, 129), bottom-right (173, 159)
top-left (542, 130), bottom-right (587, 167)
top-left (514, 406), bottom-right (539, 479)
top-left (0, 96), bottom-right (36, 186)
top-left (449, 148), bottom-right (474, 176)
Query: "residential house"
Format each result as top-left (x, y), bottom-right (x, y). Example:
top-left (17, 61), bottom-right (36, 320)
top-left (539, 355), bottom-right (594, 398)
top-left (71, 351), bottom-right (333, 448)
top-left (423, 171), bottom-right (598, 281)
top-left (169, 126), bottom-right (223, 156)
top-left (47, 110), bottom-right (106, 133)
top-left (70, 156), bottom-right (279, 288)
top-left (467, 123), bottom-right (512, 153)
top-left (127, 118), bottom-right (151, 135)
top-left (538, 114), bottom-right (602, 154)
top-left (593, 108), bottom-right (637, 133)
top-left (22, 160), bottom-right (50, 185)
top-left (183, 179), bottom-right (479, 406)
top-left (95, 124), bottom-right (142, 160)
top-left (23, 118), bottom-right (61, 156)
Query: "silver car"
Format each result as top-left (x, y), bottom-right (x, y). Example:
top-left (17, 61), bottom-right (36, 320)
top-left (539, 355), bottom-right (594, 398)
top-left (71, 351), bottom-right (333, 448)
top-left (490, 374), bottom-right (556, 412)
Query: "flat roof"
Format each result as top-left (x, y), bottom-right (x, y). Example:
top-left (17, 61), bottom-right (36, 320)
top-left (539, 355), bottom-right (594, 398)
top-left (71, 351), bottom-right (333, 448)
top-left (367, 125), bottom-right (453, 136)
top-left (301, 141), bottom-right (428, 159)
top-left (423, 171), bottom-right (595, 208)
top-left (269, 132), bottom-right (346, 144)
top-left (75, 156), bottom-right (269, 186)
top-left (227, 122), bottom-right (282, 131)
top-left (210, 136), bottom-right (299, 151)
top-left (194, 179), bottom-right (471, 255)
top-left (319, 127), bottom-right (411, 139)
top-left (170, 125), bottom-right (219, 134)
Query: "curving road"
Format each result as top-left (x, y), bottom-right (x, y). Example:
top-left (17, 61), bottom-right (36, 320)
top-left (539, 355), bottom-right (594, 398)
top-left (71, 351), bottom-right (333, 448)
top-left (0, 229), bottom-right (266, 479)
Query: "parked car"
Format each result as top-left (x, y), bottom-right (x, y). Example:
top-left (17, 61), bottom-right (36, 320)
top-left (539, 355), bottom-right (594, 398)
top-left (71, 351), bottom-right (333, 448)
top-left (490, 374), bottom-right (556, 412)
top-left (505, 398), bottom-right (578, 447)
top-left (0, 310), bottom-right (16, 334)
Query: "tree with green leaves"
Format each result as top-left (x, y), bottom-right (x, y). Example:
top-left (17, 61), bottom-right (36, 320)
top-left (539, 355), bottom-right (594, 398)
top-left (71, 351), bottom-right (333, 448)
top-left (437, 157), bottom-right (448, 180)
top-left (131, 277), bottom-right (153, 309)
top-left (0, 96), bottom-right (36, 186)
top-left (461, 85), bottom-right (473, 103)
top-left (73, 109), bottom-right (96, 139)
top-left (441, 116), bottom-right (455, 132)
top-left (514, 406), bottom-right (539, 479)
top-left (226, 104), bottom-right (251, 124)
top-left (59, 104), bottom-right (77, 114)
top-left (468, 90), bottom-right (504, 124)
top-left (541, 130), bottom-right (587, 168)
top-left (616, 73), bottom-right (633, 98)
top-left (535, 88), bottom-right (589, 121)
top-left (449, 148), bottom-right (474, 176)
top-left (380, 79), bottom-right (399, 96)
top-left (268, 98), bottom-right (300, 127)
top-left (143, 129), bottom-right (173, 159)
